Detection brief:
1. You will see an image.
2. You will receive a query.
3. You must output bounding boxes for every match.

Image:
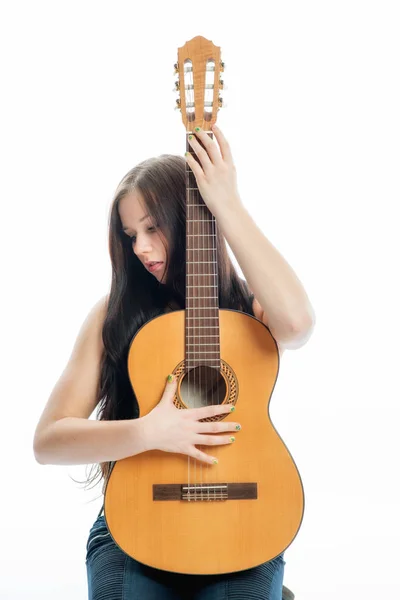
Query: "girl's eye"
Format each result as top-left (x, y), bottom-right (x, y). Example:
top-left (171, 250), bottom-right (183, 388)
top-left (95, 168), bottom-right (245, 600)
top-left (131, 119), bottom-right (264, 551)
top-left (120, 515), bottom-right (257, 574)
top-left (130, 226), bottom-right (157, 243)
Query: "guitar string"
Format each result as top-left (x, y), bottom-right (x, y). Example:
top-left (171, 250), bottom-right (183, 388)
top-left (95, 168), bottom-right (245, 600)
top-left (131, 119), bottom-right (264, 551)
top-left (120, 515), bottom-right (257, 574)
top-left (187, 62), bottom-right (219, 503)
top-left (187, 61), bottom-right (193, 502)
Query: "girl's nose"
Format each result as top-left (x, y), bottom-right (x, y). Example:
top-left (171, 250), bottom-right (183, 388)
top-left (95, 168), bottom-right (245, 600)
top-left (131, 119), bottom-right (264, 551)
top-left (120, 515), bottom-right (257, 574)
top-left (135, 241), bottom-right (153, 257)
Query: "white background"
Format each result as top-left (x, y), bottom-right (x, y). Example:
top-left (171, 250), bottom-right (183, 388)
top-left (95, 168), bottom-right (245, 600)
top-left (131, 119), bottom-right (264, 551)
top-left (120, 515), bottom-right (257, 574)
top-left (1, 1), bottom-right (399, 598)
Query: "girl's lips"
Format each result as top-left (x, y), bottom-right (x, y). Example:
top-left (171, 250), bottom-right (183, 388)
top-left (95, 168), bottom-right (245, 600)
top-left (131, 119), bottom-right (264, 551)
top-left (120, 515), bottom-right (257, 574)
top-left (147, 262), bottom-right (163, 272)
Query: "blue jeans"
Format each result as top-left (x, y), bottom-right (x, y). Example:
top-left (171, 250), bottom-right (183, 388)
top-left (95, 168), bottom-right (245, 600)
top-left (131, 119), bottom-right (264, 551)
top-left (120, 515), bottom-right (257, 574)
top-left (86, 514), bottom-right (286, 599)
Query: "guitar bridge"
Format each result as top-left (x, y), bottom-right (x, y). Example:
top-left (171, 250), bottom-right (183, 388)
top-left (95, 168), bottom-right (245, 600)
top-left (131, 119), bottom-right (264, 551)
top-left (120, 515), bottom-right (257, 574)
top-left (182, 484), bottom-right (228, 501)
top-left (153, 482), bottom-right (257, 501)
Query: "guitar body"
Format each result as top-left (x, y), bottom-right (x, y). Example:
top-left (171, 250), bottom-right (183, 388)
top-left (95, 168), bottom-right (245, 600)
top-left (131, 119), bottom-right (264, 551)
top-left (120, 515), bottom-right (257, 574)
top-left (104, 308), bottom-right (304, 575)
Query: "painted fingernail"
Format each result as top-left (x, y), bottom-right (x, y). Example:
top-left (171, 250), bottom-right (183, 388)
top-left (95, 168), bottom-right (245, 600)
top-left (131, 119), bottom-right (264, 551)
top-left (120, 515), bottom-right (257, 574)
top-left (195, 127), bottom-right (201, 132)
top-left (167, 374), bottom-right (175, 382)
top-left (235, 425), bottom-right (241, 431)
top-left (230, 406), bottom-right (235, 412)
top-left (230, 436), bottom-right (235, 442)
top-left (212, 458), bottom-right (218, 464)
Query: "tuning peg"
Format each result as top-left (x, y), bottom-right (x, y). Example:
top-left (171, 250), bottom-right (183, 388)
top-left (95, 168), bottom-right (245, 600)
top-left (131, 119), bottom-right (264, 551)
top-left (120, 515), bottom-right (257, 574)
top-left (175, 98), bottom-right (181, 111)
top-left (219, 79), bottom-right (227, 90)
top-left (173, 62), bottom-right (179, 75)
top-left (218, 97), bottom-right (227, 108)
top-left (173, 81), bottom-right (180, 92)
top-left (220, 61), bottom-right (225, 72)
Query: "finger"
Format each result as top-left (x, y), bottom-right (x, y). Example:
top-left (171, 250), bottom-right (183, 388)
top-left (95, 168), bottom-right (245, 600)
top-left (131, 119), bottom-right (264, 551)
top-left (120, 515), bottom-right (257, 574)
top-left (161, 374), bottom-right (178, 403)
top-left (187, 134), bottom-right (213, 171)
top-left (185, 151), bottom-right (204, 180)
top-left (211, 124), bottom-right (233, 164)
top-left (196, 420), bottom-right (240, 433)
top-left (186, 403), bottom-right (234, 420)
top-left (166, 373), bottom-right (177, 388)
top-left (192, 128), bottom-right (222, 166)
top-left (194, 434), bottom-right (236, 446)
top-left (188, 446), bottom-right (219, 465)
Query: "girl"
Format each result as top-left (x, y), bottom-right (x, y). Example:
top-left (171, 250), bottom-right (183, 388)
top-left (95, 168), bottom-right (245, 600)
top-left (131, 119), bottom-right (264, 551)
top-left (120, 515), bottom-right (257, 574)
top-left (33, 124), bottom-right (313, 599)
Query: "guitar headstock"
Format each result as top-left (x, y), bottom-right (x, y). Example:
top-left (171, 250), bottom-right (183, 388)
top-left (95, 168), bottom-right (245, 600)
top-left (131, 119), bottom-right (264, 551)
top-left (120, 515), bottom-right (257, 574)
top-left (174, 36), bottom-right (225, 132)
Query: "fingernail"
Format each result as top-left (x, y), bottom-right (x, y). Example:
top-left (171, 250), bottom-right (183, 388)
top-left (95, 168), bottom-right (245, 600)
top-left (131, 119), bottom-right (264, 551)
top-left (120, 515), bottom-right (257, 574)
top-left (230, 436), bottom-right (235, 442)
top-left (188, 135), bottom-right (193, 139)
top-left (230, 406), bottom-right (235, 412)
top-left (212, 458), bottom-right (218, 464)
top-left (195, 127), bottom-right (201, 132)
top-left (167, 374), bottom-right (175, 383)
top-left (235, 425), bottom-right (241, 431)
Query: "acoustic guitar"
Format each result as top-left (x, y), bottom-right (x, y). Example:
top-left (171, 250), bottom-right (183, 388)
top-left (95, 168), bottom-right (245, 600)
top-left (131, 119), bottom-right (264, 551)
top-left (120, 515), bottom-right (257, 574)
top-left (104, 35), bottom-right (304, 575)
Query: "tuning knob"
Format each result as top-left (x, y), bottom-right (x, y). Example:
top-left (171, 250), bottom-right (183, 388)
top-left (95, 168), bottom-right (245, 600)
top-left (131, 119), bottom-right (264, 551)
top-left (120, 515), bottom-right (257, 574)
top-left (173, 81), bottom-right (180, 92)
top-left (175, 98), bottom-right (181, 111)
top-left (173, 62), bottom-right (179, 75)
top-left (220, 61), bottom-right (225, 72)
top-left (219, 79), bottom-right (227, 90)
top-left (218, 96), bottom-right (227, 108)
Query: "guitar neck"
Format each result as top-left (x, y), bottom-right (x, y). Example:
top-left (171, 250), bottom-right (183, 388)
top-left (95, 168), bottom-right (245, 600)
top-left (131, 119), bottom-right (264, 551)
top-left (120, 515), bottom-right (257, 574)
top-left (185, 132), bottom-right (220, 368)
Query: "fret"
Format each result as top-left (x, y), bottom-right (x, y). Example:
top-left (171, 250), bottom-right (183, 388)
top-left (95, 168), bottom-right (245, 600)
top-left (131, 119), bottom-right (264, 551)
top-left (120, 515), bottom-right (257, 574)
top-left (185, 360), bottom-right (220, 365)
top-left (187, 219), bottom-right (214, 222)
top-left (187, 344), bottom-right (220, 347)
top-left (187, 342), bottom-right (219, 345)
top-left (187, 234), bottom-right (215, 237)
top-left (186, 366), bottom-right (221, 369)
top-left (186, 248), bottom-right (217, 251)
top-left (187, 261), bottom-right (217, 264)
top-left (186, 303), bottom-right (217, 307)
top-left (186, 335), bottom-right (219, 338)
top-left (187, 298), bottom-right (218, 301)
top-left (186, 351), bottom-right (220, 354)
top-left (186, 325), bottom-right (219, 329)
top-left (187, 285), bottom-right (218, 288)
top-left (186, 316), bottom-right (219, 319)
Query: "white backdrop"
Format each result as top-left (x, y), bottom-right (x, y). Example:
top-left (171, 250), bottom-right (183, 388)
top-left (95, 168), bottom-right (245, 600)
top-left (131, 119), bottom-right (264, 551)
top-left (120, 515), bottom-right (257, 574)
top-left (1, 1), bottom-right (399, 598)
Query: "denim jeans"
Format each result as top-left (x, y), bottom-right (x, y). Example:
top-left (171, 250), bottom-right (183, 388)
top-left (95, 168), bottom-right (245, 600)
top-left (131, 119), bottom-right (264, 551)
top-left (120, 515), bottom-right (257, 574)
top-left (86, 514), bottom-right (286, 600)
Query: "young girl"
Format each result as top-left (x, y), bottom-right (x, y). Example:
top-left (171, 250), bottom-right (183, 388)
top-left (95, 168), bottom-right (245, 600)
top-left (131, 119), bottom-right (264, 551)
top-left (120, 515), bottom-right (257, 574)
top-left (33, 125), bottom-right (314, 599)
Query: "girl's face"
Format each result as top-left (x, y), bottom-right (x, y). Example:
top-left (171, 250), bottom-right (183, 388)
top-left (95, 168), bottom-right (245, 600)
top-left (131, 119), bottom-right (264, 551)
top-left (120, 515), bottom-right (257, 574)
top-left (119, 190), bottom-right (168, 284)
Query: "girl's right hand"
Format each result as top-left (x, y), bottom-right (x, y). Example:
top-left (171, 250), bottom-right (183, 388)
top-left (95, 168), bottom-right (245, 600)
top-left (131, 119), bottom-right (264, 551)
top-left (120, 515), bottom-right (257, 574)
top-left (142, 374), bottom-right (240, 465)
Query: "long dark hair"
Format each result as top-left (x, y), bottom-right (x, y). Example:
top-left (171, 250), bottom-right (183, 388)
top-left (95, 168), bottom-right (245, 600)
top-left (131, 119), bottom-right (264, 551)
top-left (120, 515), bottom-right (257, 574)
top-left (83, 154), bottom-right (255, 494)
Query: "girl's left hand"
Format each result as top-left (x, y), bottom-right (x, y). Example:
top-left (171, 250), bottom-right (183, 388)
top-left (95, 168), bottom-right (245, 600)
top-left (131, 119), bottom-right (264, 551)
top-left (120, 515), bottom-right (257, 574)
top-left (185, 124), bottom-right (243, 218)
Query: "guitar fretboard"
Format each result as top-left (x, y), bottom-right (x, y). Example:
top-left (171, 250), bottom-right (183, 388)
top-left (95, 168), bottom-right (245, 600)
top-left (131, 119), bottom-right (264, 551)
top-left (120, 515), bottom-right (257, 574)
top-left (185, 132), bottom-right (220, 367)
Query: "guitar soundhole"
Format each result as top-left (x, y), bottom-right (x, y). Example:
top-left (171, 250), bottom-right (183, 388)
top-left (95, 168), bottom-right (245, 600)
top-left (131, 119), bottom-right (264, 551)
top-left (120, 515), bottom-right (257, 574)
top-left (180, 366), bottom-right (226, 410)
